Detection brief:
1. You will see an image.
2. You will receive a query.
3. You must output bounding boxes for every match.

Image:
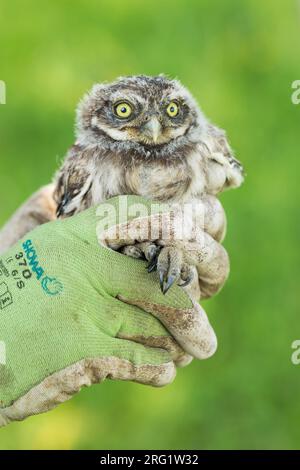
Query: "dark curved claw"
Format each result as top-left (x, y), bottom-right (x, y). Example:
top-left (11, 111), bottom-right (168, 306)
top-left (162, 273), bottom-right (177, 295)
top-left (158, 269), bottom-right (178, 295)
top-left (146, 247), bottom-right (160, 273)
top-left (147, 256), bottom-right (158, 273)
top-left (159, 270), bottom-right (165, 292)
top-left (178, 264), bottom-right (195, 288)
top-left (179, 271), bottom-right (194, 288)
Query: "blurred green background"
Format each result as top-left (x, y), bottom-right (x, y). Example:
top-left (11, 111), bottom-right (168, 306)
top-left (0, 0), bottom-right (299, 450)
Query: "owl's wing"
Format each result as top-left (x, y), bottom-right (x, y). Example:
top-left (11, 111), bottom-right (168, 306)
top-left (205, 124), bottom-right (244, 189)
top-left (54, 145), bottom-right (93, 218)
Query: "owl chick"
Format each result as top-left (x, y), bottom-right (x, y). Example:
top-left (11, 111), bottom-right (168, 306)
top-left (54, 75), bottom-right (244, 295)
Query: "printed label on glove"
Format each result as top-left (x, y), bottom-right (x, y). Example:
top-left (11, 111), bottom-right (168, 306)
top-left (22, 240), bottom-right (63, 296)
top-left (0, 240), bottom-right (63, 314)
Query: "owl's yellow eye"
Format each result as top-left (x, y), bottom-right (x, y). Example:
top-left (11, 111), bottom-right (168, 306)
top-left (166, 101), bottom-right (179, 117)
top-left (114, 102), bottom-right (133, 118)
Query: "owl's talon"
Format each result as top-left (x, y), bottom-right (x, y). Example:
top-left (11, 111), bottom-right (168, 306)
top-left (178, 264), bottom-right (195, 288)
top-left (156, 246), bottom-right (183, 294)
top-left (158, 269), bottom-right (178, 294)
top-left (146, 244), bottom-right (160, 262)
top-left (163, 273), bottom-right (177, 294)
top-left (122, 241), bottom-right (196, 294)
top-left (147, 259), bottom-right (157, 273)
top-left (159, 270), bottom-right (166, 292)
top-left (179, 274), bottom-right (194, 288)
top-left (147, 253), bottom-right (159, 272)
top-left (146, 245), bottom-right (161, 272)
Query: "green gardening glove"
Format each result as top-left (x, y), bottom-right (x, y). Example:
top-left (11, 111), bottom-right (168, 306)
top-left (0, 196), bottom-right (217, 427)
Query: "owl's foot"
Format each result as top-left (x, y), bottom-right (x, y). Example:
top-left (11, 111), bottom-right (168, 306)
top-left (156, 247), bottom-right (194, 294)
top-left (120, 242), bottom-right (160, 262)
top-left (121, 242), bottom-right (194, 294)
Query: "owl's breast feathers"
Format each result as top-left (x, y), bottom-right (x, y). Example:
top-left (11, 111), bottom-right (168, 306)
top-left (54, 133), bottom-right (244, 217)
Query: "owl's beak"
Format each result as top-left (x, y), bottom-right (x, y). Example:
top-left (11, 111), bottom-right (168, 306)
top-left (143, 117), bottom-right (161, 144)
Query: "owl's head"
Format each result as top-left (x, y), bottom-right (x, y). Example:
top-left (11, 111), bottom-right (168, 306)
top-left (76, 75), bottom-right (205, 147)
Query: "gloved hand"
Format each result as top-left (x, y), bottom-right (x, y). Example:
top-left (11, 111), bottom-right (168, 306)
top-left (0, 195), bottom-right (217, 427)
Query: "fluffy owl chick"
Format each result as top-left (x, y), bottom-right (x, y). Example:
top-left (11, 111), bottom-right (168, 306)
top-left (54, 75), bottom-right (244, 294)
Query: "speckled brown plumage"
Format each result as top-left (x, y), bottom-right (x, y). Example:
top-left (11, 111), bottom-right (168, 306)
top-left (54, 75), bottom-right (243, 216)
top-left (53, 75), bottom-right (244, 296)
